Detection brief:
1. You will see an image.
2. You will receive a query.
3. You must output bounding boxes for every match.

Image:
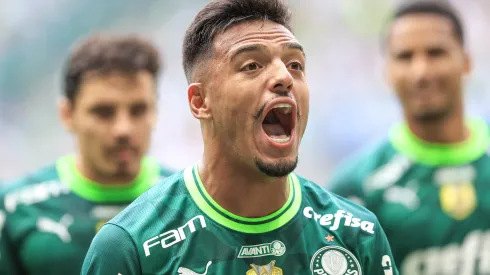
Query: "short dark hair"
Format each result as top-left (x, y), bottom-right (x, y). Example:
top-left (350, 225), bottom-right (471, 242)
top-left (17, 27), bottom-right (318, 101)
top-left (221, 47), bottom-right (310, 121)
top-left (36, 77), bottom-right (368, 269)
top-left (182, 0), bottom-right (292, 83)
top-left (383, 1), bottom-right (464, 48)
top-left (63, 34), bottom-right (161, 103)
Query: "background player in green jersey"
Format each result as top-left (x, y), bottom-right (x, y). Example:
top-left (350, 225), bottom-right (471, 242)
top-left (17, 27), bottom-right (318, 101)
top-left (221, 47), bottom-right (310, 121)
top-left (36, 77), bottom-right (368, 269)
top-left (0, 34), bottom-right (174, 275)
top-left (329, 1), bottom-right (490, 274)
top-left (82, 1), bottom-right (398, 274)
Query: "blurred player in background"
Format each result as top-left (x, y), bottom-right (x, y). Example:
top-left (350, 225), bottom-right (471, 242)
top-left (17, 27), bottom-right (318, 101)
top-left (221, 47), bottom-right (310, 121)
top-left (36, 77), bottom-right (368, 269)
top-left (0, 34), bottom-right (174, 275)
top-left (329, 1), bottom-right (490, 274)
top-left (81, 0), bottom-right (398, 274)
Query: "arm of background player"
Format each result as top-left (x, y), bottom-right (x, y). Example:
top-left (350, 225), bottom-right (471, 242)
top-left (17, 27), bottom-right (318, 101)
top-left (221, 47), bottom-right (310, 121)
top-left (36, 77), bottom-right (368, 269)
top-left (0, 184), bottom-right (24, 275)
top-left (81, 223), bottom-right (141, 275)
top-left (0, 210), bottom-right (23, 275)
top-left (327, 161), bottom-right (366, 206)
top-left (359, 220), bottom-right (399, 275)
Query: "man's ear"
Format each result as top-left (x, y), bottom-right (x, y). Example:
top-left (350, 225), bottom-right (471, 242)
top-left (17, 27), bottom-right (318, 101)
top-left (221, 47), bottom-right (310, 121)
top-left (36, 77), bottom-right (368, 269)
top-left (188, 83), bottom-right (212, 120)
top-left (58, 97), bottom-right (75, 132)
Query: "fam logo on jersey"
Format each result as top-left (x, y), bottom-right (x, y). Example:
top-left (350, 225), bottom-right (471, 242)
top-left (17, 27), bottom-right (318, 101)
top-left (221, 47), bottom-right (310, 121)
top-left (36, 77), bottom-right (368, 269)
top-left (310, 246), bottom-right (361, 275)
top-left (246, 260), bottom-right (283, 275)
top-left (303, 207), bottom-right (374, 234)
top-left (435, 166), bottom-right (477, 220)
top-left (238, 240), bottom-right (286, 258)
top-left (143, 215), bottom-right (206, 257)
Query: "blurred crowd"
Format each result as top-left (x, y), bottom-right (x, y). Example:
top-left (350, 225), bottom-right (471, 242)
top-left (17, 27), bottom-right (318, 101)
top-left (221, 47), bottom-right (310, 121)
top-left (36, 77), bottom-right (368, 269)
top-left (2, 0), bottom-right (490, 183)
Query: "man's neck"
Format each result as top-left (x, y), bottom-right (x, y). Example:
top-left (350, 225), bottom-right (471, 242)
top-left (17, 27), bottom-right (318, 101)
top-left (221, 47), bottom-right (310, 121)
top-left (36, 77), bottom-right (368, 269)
top-left (199, 152), bottom-right (290, 218)
top-left (76, 156), bottom-right (136, 185)
top-left (406, 111), bottom-right (468, 144)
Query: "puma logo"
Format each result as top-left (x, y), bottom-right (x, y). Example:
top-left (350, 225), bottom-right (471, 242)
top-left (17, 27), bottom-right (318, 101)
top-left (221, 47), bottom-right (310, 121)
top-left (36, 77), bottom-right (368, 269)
top-left (36, 214), bottom-right (73, 243)
top-left (178, 261), bottom-right (212, 275)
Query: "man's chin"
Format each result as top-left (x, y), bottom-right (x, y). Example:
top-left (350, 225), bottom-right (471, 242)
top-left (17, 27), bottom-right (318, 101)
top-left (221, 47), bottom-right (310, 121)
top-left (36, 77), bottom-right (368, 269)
top-left (412, 108), bottom-right (451, 122)
top-left (111, 172), bottom-right (138, 183)
top-left (254, 156), bottom-right (298, 178)
top-left (108, 162), bottom-right (138, 181)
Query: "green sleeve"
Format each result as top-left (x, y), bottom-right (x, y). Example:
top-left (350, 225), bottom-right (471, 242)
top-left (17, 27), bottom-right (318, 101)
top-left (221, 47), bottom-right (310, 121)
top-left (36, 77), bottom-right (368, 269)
top-left (81, 223), bottom-right (141, 275)
top-left (328, 162), bottom-right (366, 206)
top-left (359, 220), bottom-right (399, 275)
top-left (0, 201), bottom-right (22, 275)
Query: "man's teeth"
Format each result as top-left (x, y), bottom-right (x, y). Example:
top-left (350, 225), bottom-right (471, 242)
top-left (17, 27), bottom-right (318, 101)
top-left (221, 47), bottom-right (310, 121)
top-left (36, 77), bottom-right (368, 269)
top-left (272, 103), bottom-right (292, 114)
top-left (270, 136), bottom-right (291, 144)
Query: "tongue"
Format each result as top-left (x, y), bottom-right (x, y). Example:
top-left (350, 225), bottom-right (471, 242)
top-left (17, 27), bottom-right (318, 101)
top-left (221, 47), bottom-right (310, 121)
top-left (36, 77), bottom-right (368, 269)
top-left (263, 123), bottom-right (288, 138)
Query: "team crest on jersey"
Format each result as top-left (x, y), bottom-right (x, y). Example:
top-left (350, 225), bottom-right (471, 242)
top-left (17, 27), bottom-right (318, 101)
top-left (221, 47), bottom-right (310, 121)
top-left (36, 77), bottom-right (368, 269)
top-left (246, 260), bottom-right (283, 275)
top-left (435, 166), bottom-right (477, 220)
top-left (310, 246), bottom-right (362, 275)
top-left (238, 240), bottom-right (286, 258)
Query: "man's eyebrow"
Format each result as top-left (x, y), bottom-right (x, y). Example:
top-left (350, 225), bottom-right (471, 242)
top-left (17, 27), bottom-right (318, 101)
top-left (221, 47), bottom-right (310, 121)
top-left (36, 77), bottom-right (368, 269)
top-left (230, 44), bottom-right (267, 60)
top-left (229, 42), bottom-right (305, 60)
top-left (285, 42), bottom-right (305, 57)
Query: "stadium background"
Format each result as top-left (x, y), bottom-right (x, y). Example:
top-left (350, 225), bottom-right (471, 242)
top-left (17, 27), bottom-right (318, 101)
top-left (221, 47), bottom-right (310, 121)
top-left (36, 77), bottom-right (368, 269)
top-left (1, 0), bottom-right (490, 184)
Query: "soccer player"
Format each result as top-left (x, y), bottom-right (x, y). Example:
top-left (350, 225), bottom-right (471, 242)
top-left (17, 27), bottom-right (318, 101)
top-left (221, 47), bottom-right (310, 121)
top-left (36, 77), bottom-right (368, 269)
top-left (328, 2), bottom-right (490, 274)
top-left (81, 1), bottom-right (398, 274)
top-left (0, 34), bottom-right (174, 275)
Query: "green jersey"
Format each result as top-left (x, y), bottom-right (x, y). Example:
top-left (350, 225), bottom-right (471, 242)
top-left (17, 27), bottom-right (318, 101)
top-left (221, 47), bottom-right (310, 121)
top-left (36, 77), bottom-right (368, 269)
top-left (0, 155), bottom-right (174, 275)
top-left (82, 164), bottom-right (398, 275)
top-left (328, 118), bottom-right (490, 275)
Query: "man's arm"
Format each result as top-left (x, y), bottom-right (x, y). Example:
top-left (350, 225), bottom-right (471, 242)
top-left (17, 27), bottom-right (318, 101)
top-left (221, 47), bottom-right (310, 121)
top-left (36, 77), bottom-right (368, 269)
top-left (82, 223), bottom-right (141, 275)
top-left (360, 220), bottom-right (399, 275)
top-left (0, 216), bottom-right (24, 275)
top-left (328, 162), bottom-right (367, 206)
top-left (0, 209), bottom-right (15, 275)
top-left (0, 189), bottom-right (24, 275)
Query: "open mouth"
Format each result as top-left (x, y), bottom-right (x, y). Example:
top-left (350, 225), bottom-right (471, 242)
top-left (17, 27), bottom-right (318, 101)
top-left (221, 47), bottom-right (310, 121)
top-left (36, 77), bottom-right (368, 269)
top-left (262, 103), bottom-right (294, 144)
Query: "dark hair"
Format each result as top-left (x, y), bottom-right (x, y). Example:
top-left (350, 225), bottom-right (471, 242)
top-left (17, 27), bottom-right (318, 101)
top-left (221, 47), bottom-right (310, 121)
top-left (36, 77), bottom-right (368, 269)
top-left (383, 1), bottom-right (464, 48)
top-left (63, 34), bottom-right (161, 103)
top-left (182, 0), bottom-right (292, 83)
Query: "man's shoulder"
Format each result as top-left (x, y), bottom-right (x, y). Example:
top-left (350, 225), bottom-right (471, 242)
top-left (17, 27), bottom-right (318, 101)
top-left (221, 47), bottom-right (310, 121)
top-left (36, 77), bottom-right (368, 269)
top-left (328, 192), bottom-right (378, 224)
top-left (108, 169), bottom-right (190, 234)
top-left (1, 161), bottom-right (65, 212)
top-left (3, 162), bottom-right (60, 192)
top-left (301, 176), bottom-right (381, 254)
top-left (300, 175), bottom-right (377, 225)
top-left (326, 137), bottom-right (399, 195)
top-left (335, 138), bottom-right (395, 177)
top-left (1, 162), bottom-right (65, 214)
